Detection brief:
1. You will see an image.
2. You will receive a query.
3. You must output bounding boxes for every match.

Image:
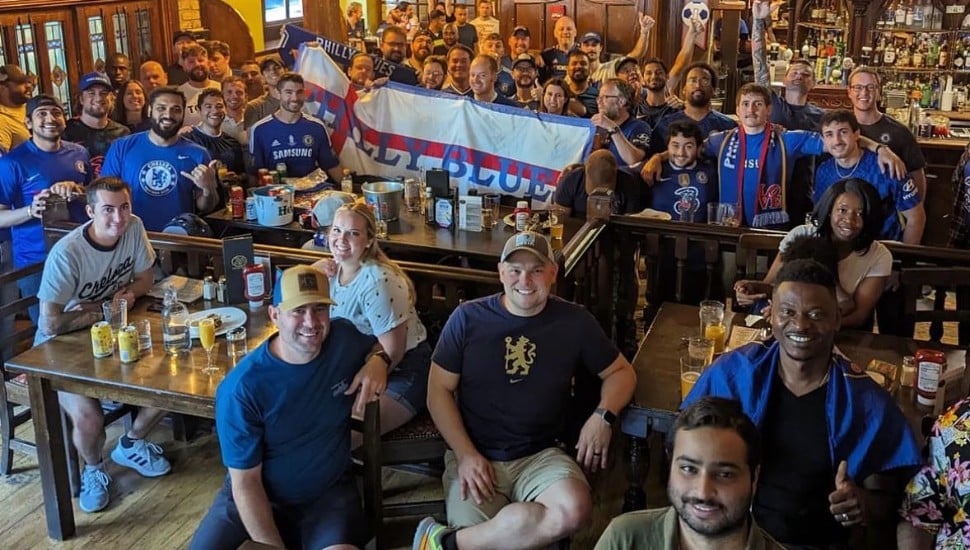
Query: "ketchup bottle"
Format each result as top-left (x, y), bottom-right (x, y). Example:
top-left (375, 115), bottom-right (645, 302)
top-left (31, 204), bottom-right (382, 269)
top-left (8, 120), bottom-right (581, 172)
top-left (243, 264), bottom-right (266, 308)
top-left (513, 200), bottom-right (531, 232)
top-left (915, 349), bottom-right (946, 407)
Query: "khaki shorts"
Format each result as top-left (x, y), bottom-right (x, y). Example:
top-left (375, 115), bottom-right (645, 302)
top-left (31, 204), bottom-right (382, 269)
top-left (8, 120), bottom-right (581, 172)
top-left (442, 447), bottom-right (589, 528)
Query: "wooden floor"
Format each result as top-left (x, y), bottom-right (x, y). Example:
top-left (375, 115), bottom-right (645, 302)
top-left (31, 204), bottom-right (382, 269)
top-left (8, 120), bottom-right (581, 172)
top-left (0, 417), bottom-right (667, 550)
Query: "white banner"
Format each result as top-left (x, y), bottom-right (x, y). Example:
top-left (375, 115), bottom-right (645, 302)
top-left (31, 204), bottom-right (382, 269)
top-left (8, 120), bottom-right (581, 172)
top-left (295, 42), bottom-right (594, 204)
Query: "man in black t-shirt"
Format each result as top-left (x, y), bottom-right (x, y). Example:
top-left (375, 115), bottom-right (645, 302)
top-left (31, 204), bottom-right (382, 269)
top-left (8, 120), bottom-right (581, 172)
top-left (553, 150), bottom-right (642, 217)
top-left (540, 16), bottom-right (578, 82)
top-left (185, 89), bottom-right (244, 210)
top-left (63, 72), bottom-right (130, 177)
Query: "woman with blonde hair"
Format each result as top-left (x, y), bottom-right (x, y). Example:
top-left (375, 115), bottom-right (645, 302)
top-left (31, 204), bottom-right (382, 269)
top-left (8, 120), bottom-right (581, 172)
top-left (313, 202), bottom-right (430, 442)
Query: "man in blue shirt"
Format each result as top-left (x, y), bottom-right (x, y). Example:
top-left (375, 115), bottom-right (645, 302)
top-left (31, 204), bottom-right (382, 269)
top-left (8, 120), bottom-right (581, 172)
top-left (249, 72), bottom-right (343, 182)
top-left (100, 86), bottom-right (219, 232)
top-left (684, 258), bottom-right (921, 548)
top-left (648, 62), bottom-right (737, 157)
top-left (815, 109), bottom-right (924, 244)
top-left (591, 79), bottom-right (649, 167)
top-left (0, 94), bottom-right (92, 323)
top-left (650, 119), bottom-right (717, 220)
top-left (190, 265), bottom-right (388, 550)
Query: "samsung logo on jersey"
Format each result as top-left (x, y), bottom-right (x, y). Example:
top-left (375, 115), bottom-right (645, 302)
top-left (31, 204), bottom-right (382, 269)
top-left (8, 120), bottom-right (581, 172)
top-left (272, 148), bottom-right (313, 160)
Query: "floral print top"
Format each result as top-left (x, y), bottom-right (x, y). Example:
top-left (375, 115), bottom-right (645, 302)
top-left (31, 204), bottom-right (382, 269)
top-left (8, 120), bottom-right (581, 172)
top-left (900, 397), bottom-right (970, 548)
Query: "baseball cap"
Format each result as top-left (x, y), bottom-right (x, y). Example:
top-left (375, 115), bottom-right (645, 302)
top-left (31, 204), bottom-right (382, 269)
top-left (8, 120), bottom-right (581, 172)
top-left (511, 26), bottom-right (530, 37)
top-left (312, 191), bottom-right (356, 227)
top-left (172, 30), bottom-right (195, 45)
top-left (26, 94), bottom-right (62, 117)
top-left (581, 32), bottom-right (602, 44)
top-left (259, 55), bottom-right (285, 71)
top-left (413, 29), bottom-right (435, 41)
top-left (511, 53), bottom-right (537, 70)
top-left (501, 231), bottom-right (555, 264)
top-left (79, 72), bottom-right (112, 92)
top-left (615, 56), bottom-right (639, 73)
top-left (0, 64), bottom-right (27, 84)
top-left (273, 265), bottom-right (335, 311)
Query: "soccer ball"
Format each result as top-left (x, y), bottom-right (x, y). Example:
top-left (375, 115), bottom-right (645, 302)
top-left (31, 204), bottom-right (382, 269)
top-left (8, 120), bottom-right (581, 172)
top-left (682, 1), bottom-right (711, 26)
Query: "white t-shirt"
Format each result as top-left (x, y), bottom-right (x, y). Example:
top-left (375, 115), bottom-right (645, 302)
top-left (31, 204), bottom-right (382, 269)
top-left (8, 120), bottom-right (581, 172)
top-left (179, 80), bottom-right (221, 128)
top-left (469, 16), bottom-right (500, 41)
top-left (780, 224), bottom-right (893, 311)
top-left (330, 262), bottom-right (427, 350)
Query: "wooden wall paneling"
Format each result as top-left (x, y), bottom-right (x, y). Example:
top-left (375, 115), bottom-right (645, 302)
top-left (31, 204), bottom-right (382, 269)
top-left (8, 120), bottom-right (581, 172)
top-left (575, 0), bottom-right (639, 57)
top-left (200, 0), bottom-right (256, 66)
top-left (303, 0), bottom-right (346, 47)
top-left (506, 1), bottom-right (548, 50)
top-left (544, 0), bottom-right (573, 51)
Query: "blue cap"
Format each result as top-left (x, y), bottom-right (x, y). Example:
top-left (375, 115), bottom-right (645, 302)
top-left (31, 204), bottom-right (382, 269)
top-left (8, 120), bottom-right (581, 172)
top-left (79, 72), bottom-right (112, 92)
top-left (581, 32), bottom-right (602, 44)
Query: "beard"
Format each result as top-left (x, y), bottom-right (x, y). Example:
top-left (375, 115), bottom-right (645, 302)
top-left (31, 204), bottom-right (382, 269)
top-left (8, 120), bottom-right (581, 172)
top-left (151, 117), bottom-right (181, 139)
top-left (570, 69), bottom-right (588, 83)
top-left (671, 494), bottom-right (750, 539)
top-left (687, 89), bottom-right (711, 108)
top-left (189, 66), bottom-right (208, 83)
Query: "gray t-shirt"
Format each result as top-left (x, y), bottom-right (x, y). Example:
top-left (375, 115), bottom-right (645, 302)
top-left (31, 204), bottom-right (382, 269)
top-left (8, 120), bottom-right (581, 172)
top-left (35, 215), bottom-right (156, 344)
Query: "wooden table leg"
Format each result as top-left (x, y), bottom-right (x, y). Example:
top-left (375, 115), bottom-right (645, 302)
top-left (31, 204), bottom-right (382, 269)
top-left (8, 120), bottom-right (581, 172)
top-left (622, 433), bottom-right (649, 512)
top-left (28, 376), bottom-right (75, 540)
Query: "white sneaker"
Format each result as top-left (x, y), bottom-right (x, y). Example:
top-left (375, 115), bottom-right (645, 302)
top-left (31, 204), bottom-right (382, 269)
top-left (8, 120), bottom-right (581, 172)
top-left (79, 467), bottom-right (111, 513)
top-left (110, 438), bottom-right (172, 478)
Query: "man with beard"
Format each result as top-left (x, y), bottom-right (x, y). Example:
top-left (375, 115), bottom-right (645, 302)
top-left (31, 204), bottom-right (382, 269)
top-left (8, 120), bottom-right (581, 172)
top-left (249, 73), bottom-right (343, 182)
top-left (440, 24), bottom-right (460, 55)
top-left (814, 109), bottom-right (924, 244)
top-left (105, 53), bottom-right (131, 94)
top-left (139, 60), bottom-right (168, 94)
top-left (454, 4), bottom-right (478, 50)
top-left (178, 45), bottom-right (220, 128)
top-left (206, 40), bottom-right (233, 82)
top-left (244, 56), bottom-right (283, 129)
top-left (540, 16), bottom-right (577, 81)
top-left (441, 45), bottom-right (473, 96)
top-left (0, 64), bottom-right (30, 153)
top-left (683, 259), bottom-right (921, 548)
top-left (500, 26), bottom-right (533, 70)
top-left (412, 231), bottom-right (636, 550)
top-left (220, 76), bottom-right (249, 148)
top-left (167, 31), bottom-right (197, 86)
top-left (469, 55), bottom-right (519, 107)
top-left (595, 397), bottom-right (784, 550)
top-left (0, 94), bottom-right (92, 323)
top-left (239, 59), bottom-right (265, 101)
top-left (190, 266), bottom-right (387, 550)
top-left (63, 72), bottom-right (130, 177)
top-left (101, 86), bottom-right (218, 231)
top-left (565, 50), bottom-right (599, 117)
top-left (406, 30), bottom-right (434, 75)
top-left (468, 0), bottom-right (500, 44)
top-left (380, 26), bottom-right (420, 86)
top-left (33, 177), bottom-right (167, 514)
top-left (347, 53), bottom-right (378, 89)
top-left (510, 54), bottom-right (539, 109)
top-left (186, 88), bottom-right (244, 179)
top-left (592, 79), bottom-right (650, 166)
top-left (648, 62), bottom-right (737, 157)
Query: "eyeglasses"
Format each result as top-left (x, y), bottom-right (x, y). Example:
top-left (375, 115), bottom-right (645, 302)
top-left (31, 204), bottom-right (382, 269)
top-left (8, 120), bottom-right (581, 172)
top-left (850, 84), bottom-right (878, 93)
top-left (425, 71), bottom-right (444, 78)
top-left (598, 94), bottom-right (623, 101)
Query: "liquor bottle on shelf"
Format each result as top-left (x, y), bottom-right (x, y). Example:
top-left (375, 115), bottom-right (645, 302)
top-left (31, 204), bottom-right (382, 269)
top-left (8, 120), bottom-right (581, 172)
top-left (895, 1), bottom-right (907, 26)
top-left (825, 0), bottom-right (837, 25)
top-left (912, 43), bottom-right (924, 68)
top-left (801, 37), bottom-right (811, 60)
top-left (884, 39), bottom-right (897, 65)
top-left (905, 5), bottom-right (914, 27)
top-left (914, 1), bottom-right (924, 27)
top-left (927, 37), bottom-right (940, 68)
top-left (873, 38), bottom-right (884, 67)
top-left (897, 42), bottom-right (911, 67)
top-left (809, 34), bottom-right (819, 58)
top-left (940, 41), bottom-right (950, 68)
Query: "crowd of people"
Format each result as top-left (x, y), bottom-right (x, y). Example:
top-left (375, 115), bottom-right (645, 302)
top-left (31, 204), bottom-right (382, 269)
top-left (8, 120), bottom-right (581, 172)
top-left (0, 0), bottom-right (967, 548)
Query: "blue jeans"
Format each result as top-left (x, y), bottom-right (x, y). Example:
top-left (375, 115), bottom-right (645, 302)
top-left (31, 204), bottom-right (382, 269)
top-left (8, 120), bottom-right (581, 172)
top-left (16, 269), bottom-right (42, 327)
top-left (385, 340), bottom-right (432, 415)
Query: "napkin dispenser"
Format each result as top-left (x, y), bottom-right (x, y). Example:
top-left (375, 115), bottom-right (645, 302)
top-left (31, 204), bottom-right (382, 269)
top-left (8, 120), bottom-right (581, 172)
top-left (222, 234), bottom-right (254, 304)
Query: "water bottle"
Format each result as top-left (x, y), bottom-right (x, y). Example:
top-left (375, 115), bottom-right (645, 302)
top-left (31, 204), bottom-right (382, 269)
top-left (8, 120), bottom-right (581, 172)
top-left (161, 285), bottom-right (190, 354)
top-left (341, 169), bottom-right (354, 194)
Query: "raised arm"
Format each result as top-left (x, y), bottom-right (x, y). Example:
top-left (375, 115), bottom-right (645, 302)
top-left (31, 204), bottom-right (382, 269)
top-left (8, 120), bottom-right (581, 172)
top-left (752, 0), bottom-right (771, 87)
top-left (228, 465), bottom-right (285, 547)
top-left (625, 14), bottom-right (655, 64)
top-left (667, 19), bottom-right (705, 94)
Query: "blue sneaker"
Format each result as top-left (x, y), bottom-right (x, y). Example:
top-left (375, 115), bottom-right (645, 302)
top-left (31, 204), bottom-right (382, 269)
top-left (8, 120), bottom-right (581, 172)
top-left (110, 438), bottom-right (172, 477)
top-left (79, 467), bottom-right (111, 513)
top-left (412, 516), bottom-right (453, 550)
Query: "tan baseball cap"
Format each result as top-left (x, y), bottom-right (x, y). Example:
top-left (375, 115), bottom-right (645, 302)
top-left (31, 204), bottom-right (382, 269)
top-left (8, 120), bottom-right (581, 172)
top-left (272, 265), bottom-right (335, 310)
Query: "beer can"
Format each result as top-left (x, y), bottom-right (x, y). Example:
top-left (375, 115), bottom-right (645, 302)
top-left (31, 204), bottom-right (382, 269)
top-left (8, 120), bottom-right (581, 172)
top-left (275, 162), bottom-right (288, 179)
top-left (91, 322), bottom-right (113, 358)
top-left (298, 210), bottom-right (314, 229)
top-left (245, 197), bottom-right (257, 221)
top-left (230, 185), bottom-right (245, 219)
top-left (257, 168), bottom-right (269, 178)
top-left (118, 325), bottom-right (140, 363)
top-left (269, 170), bottom-right (280, 185)
top-left (261, 174), bottom-right (274, 186)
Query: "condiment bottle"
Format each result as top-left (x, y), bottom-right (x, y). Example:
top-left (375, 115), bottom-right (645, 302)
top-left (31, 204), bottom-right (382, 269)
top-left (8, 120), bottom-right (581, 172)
top-left (424, 187), bottom-right (435, 226)
top-left (243, 264), bottom-right (266, 308)
top-left (513, 200), bottom-right (531, 232)
top-left (915, 349), bottom-right (946, 407)
top-left (900, 355), bottom-right (916, 387)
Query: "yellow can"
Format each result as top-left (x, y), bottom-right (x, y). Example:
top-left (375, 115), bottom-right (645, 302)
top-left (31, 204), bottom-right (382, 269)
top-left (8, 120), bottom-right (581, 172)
top-left (118, 325), bottom-right (140, 363)
top-left (91, 321), bottom-right (113, 358)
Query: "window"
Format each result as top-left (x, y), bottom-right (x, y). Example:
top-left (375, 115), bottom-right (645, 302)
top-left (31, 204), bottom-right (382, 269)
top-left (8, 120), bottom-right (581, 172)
top-left (265, 0), bottom-right (303, 23)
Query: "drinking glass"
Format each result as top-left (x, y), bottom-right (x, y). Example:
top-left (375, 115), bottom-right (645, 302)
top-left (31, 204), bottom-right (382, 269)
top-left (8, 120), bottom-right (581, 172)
top-left (198, 318), bottom-right (218, 374)
top-left (136, 318), bottom-right (153, 350)
top-left (687, 336), bottom-right (715, 367)
top-left (226, 327), bottom-right (248, 360)
top-left (718, 203), bottom-right (741, 227)
top-left (680, 356), bottom-right (706, 399)
top-left (549, 206), bottom-right (566, 240)
top-left (699, 300), bottom-right (725, 334)
top-left (102, 299), bottom-right (128, 347)
top-left (482, 194), bottom-right (501, 229)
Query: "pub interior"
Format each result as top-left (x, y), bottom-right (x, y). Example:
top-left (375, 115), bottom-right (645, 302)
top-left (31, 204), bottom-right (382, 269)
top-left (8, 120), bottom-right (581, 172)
top-left (3, 0), bottom-right (970, 549)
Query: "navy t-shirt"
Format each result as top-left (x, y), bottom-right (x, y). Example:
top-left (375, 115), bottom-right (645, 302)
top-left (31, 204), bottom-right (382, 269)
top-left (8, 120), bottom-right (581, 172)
top-left (215, 320), bottom-right (375, 505)
top-left (540, 46), bottom-right (574, 82)
top-left (769, 92), bottom-right (824, 132)
top-left (651, 109), bottom-right (736, 156)
top-left (432, 294), bottom-right (620, 461)
top-left (650, 159), bottom-right (719, 219)
top-left (607, 116), bottom-right (650, 164)
top-left (249, 113), bottom-right (340, 178)
top-left (859, 114), bottom-right (926, 173)
top-left (553, 166), bottom-right (642, 216)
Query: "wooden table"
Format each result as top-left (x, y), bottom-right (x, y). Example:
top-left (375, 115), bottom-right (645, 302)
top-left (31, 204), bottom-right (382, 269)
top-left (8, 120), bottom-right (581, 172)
top-left (619, 301), bottom-right (964, 510)
top-left (3, 300), bottom-right (276, 540)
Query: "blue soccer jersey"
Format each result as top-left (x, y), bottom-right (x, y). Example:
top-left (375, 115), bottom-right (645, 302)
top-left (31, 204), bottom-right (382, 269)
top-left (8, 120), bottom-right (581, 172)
top-left (249, 113), bottom-right (340, 178)
top-left (651, 110), bottom-right (737, 156)
top-left (0, 140), bottom-right (91, 267)
top-left (815, 149), bottom-right (921, 241)
top-left (100, 131), bottom-right (212, 232)
top-left (705, 128), bottom-right (823, 229)
top-left (651, 160), bottom-right (719, 220)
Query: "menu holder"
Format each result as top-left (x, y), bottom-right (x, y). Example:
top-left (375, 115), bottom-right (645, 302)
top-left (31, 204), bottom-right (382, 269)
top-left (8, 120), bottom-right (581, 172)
top-left (222, 234), bottom-right (254, 304)
top-left (458, 195), bottom-right (482, 232)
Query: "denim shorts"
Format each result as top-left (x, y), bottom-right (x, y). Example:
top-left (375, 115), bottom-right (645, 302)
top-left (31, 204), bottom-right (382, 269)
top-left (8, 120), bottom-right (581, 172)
top-left (385, 340), bottom-right (432, 414)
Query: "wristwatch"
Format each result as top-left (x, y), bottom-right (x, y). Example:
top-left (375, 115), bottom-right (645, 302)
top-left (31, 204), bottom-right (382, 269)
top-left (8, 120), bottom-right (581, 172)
top-left (594, 408), bottom-right (617, 425)
top-left (368, 350), bottom-right (392, 367)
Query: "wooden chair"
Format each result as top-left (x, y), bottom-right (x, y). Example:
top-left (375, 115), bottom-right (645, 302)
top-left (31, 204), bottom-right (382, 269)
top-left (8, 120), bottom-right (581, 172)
top-left (734, 232), bottom-right (783, 283)
top-left (900, 266), bottom-right (970, 346)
